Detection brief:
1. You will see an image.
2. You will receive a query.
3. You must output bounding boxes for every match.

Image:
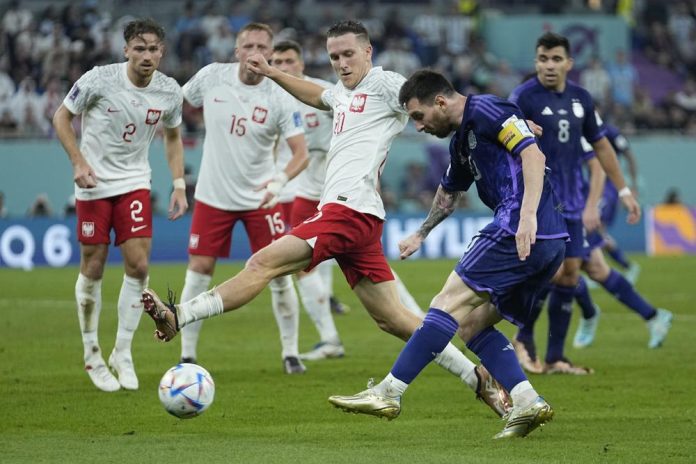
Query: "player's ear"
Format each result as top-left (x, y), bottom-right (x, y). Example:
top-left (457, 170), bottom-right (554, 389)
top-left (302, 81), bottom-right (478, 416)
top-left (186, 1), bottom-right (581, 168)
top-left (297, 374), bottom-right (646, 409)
top-left (567, 57), bottom-right (574, 71)
top-left (434, 95), bottom-right (447, 110)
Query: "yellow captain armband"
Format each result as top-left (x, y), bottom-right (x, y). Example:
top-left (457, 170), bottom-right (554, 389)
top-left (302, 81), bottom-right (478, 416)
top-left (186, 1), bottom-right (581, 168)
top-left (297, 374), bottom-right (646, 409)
top-left (497, 116), bottom-right (534, 152)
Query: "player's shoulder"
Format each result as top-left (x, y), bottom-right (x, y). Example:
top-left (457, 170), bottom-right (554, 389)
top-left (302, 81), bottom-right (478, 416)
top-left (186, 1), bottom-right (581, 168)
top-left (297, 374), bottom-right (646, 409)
top-left (566, 80), bottom-right (594, 101)
top-left (151, 71), bottom-right (183, 97)
top-left (469, 94), bottom-right (517, 121)
top-left (371, 67), bottom-right (406, 87)
top-left (194, 62), bottom-right (234, 82)
top-left (510, 77), bottom-right (541, 100)
top-left (81, 63), bottom-right (122, 84)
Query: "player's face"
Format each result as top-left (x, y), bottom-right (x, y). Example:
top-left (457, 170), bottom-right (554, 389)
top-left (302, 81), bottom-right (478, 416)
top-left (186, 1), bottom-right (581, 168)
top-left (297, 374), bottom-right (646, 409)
top-left (236, 29), bottom-right (273, 73)
top-left (271, 49), bottom-right (304, 78)
top-left (326, 33), bottom-right (372, 90)
top-left (535, 45), bottom-right (573, 92)
top-left (405, 96), bottom-right (453, 138)
top-left (124, 33), bottom-right (163, 82)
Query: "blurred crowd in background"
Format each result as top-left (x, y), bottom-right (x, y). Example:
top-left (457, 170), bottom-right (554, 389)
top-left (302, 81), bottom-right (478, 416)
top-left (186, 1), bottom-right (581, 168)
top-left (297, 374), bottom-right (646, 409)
top-left (1, 0), bottom-right (695, 214)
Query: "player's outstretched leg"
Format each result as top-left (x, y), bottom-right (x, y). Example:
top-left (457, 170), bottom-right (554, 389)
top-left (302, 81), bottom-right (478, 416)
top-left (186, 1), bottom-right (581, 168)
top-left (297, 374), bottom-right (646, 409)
top-left (494, 396), bottom-right (555, 439)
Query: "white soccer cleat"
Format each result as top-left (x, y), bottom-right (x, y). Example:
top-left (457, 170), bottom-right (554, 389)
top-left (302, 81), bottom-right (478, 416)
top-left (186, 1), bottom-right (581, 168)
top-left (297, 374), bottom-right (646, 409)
top-left (625, 262), bottom-right (641, 285)
top-left (299, 342), bottom-right (345, 361)
top-left (573, 306), bottom-right (601, 349)
top-left (283, 356), bottom-right (307, 374)
top-left (85, 358), bottom-right (120, 392)
top-left (647, 308), bottom-right (673, 349)
top-left (108, 350), bottom-right (139, 390)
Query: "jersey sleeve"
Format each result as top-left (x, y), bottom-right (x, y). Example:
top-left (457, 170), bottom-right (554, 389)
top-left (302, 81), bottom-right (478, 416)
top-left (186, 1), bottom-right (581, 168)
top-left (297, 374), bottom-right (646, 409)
top-left (440, 134), bottom-right (475, 192)
top-left (320, 87), bottom-right (335, 109)
top-left (183, 64), bottom-right (217, 108)
top-left (378, 71), bottom-right (408, 114)
top-left (62, 67), bottom-right (102, 115)
top-left (277, 92), bottom-right (305, 140)
top-left (162, 82), bottom-right (184, 128)
top-left (581, 91), bottom-right (606, 143)
top-left (484, 99), bottom-right (536, 157)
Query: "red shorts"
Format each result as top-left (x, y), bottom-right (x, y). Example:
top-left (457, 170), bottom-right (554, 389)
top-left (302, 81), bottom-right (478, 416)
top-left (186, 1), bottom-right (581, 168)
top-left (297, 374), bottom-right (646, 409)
top-left (290, 196), bottom-right (320, 228)
top-left (188, 200), bottom-right (286, 257)
top-left (290, 203), bottom-right (393, 288)
top-left (76, 189), bottom-right (152, 246)
top-left (280, 201), bottom-right (294, 230)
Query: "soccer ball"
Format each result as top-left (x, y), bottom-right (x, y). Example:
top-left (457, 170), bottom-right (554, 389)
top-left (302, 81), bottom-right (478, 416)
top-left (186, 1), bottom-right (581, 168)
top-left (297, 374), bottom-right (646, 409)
top-left (158, 363), bottom-right (215, 419)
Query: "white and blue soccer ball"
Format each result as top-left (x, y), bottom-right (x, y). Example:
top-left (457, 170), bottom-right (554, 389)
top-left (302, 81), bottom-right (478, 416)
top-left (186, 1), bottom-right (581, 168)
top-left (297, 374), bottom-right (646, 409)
top-left (158, 363), bottom-right (215, 419)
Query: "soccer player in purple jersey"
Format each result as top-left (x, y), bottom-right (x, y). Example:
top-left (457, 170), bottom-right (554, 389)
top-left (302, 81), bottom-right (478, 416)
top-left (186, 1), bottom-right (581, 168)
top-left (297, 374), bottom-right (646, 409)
top-left (508, 32), bottom-right (640, 375)
top-left (328, 70), bottom-right (569, 439)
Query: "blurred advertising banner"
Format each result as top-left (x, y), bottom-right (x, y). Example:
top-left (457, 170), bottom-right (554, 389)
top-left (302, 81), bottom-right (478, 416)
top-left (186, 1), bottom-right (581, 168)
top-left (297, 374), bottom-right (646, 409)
top-left (647, 205), bottom-right (696, 256)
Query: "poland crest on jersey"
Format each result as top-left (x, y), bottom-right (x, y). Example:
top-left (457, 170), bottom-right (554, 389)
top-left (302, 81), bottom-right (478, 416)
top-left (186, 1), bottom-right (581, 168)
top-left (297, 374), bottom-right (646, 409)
top-left (572, 100), bottom-right (584, 118)
top-left (305, 113), bottom-right (319, 128)
top-left (252, 106), bottom-right (268, 123)
top-left (146, 109), bottom-right (162, 125)
top-left (349, 93), bottom-right (367, 113)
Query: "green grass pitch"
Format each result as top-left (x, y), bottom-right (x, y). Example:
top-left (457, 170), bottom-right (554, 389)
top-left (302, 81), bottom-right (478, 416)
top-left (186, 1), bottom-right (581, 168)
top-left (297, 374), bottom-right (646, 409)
top-left (1, 255), bottom-right (694, 463)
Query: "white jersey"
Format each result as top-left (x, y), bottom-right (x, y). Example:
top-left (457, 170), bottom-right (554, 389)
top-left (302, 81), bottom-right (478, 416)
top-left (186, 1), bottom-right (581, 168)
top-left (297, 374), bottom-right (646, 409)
top-left (63, 63), bottom-right (183, 200)
top-left (275, 76), bottom-right (334, 202)
top-left (184, 62), bottom-right (304, 211)
top-left (320, 67), bottom-right (408, 219)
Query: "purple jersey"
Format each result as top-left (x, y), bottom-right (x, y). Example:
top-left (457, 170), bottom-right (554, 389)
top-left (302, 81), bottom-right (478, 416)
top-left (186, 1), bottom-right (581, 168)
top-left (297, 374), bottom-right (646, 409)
top-left (510, 77), bottom-right (606, 220)
top-left (442, 94), bottom-right (567, 239)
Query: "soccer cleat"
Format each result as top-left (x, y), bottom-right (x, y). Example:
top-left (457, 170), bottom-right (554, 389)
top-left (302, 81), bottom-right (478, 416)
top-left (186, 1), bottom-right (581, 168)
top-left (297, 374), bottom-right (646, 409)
top-left (474, 365), bottom-right (512, 418)
top-left (330, 296), bottom-right (351, 315)
top-left (573, 306), bottom-right (601, 349)
top-left (647, 308), bottom-right (673, 349)
top-left (512, 338), bottom-right (544, 374)
top-left (141, 288), bottom-right (179, 342)
top-left (108, 350), bottom-right (138, 390)
top-left (299, 341), bottom-right (345, 361)
top-left (625, 262), bottom-right (641, 285)
top-left (85, 359), bottom-right (121, 392)
top-left (283, 356), bottom-right (307, 374)
top-left (544, 357), bottom-right (594, 375)
top-left (328, 379), bottom-right (401, 420)
top-left (494, 396), bottom-right (554, 439)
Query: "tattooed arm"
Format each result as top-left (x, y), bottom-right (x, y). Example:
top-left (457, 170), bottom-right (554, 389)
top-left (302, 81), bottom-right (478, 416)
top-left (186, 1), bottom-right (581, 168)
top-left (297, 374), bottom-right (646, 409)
top-left (399, 185), bottom-right (463, 259)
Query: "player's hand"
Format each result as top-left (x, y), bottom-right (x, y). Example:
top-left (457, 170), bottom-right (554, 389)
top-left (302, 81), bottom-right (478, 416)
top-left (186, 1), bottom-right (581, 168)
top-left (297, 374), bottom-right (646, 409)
top-left (515, 214), bottom-right (537, 261)
top-left (621, 194), bottom-right (641, 224)
top-left (256, 172), bottom-right (288, 209)
top-left (399, 233), bottom-right (424, 260)
top-left (73, 159), bottom-right (97, 188)
top-left (526, 119), bottom-right (543, 137)
top-left (246, 53), bottom-right (272, 77)
top-left (582, 205), bottom-right (601, 232)
top-left (168, 188), bottom-right (188, 220)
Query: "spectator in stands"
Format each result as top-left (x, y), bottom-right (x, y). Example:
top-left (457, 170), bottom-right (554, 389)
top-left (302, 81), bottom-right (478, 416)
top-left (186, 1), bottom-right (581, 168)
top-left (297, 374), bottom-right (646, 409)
top-left (608, 49), bottom-right (638, 118)
top-left (207, 21), bottom-right (235, 63)
top-left (580, 56), bottom-right (611, 107)
top-left (674, 78), bottom-right (696, 113)
top-left (376, 38), bottom-right (421, 78)
top-left (64, 194), bottom-right (76, 217)
top-left (27, 193), bottom-right (53, 217)
top-left (11, 77), bottom-right (49, 136)
top-left (0, 191), bottom-right (8, 218)
top-left (489, 60), bottom-right (521, 98)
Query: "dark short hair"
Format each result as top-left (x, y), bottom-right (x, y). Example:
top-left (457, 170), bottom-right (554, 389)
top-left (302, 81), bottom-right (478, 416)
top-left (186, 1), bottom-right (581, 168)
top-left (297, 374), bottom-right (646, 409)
top-left (274, 40), bottom-right (302, 56)
top-left (238, 22), bottom-right (274, 41)
top-left (326, 20), bottom-right (369, 43)
top-left (123, 18), bottom-right (165, 43)
top-left (536, 32), bottom-right (570, 56)
top-left (399, 69), bottom-right (456, 107)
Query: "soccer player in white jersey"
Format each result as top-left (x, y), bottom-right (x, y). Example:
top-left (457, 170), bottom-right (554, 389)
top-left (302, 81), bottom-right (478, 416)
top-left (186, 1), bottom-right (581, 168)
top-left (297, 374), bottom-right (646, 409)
top-left (176, 23), bottom-right (310, 374)
top-left (52, 18), bottom-right (188, 392)
top-left (143, 20), bottom-right (510, 417)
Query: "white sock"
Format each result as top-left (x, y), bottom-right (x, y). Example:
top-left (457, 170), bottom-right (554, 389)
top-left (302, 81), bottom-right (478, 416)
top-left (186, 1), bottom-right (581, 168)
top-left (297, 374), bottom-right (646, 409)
top-left (179, 270), bottom-right (212, 360)
top-left (317, 259), bottom-right (335, 295)
top-left (296, 271), bottom-right (340, 344)
top-left (510, 381), bottom-right (538, 409)
top-left (114, 274), bottom-right (148, 356)
top-left (177, 289), bottom-right (224, 327)
top-left (392, 269), bottom-right (425, 317)
top-left (270, 275), bottom-right (300, 358)
top-left (434, 343), bottom-right (479, 391)
top-left (76, 273), bottom-right (103, 362)
top-left (375, 373), bottom-right (409, 398)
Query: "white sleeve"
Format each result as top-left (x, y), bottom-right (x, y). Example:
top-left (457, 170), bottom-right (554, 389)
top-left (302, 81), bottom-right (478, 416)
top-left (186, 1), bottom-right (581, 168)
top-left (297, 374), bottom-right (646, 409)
top-left (320, 88), bottom-right (335, 109)
top-left (183, 64), bottom-right (216, 108)
top-left (163, 85), bottom-right (184, 128)
top-left (278, 93), bottom-right (305, 140)
top-left (378, 71), bottom-right (407, 114)
top-left (62, 67), bottom-right (102, 115)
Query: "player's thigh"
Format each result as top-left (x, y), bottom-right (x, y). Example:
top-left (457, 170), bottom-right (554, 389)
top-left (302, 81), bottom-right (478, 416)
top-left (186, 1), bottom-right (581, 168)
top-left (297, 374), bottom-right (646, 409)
top-left (553, 256), bottom-right (582, 285)
top-left (112, 189), bottom-right (153, 246)
top-left (119, 237), bottom-right (152, 279)
top-left (430, 271), bottom-right (488, 323)
top-left (582, 248), bottom-right (611, 281)
top-left (353, 279), bottom-right (421, 340)
top-left (246, 235), bottom-right (313, 278)
top-left (80, 243), bottom-right (109, 279)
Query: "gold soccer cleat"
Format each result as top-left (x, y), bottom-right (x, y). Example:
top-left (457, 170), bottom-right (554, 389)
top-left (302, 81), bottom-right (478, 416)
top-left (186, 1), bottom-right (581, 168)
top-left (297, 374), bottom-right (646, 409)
top-left (494, 396), bottom-right (554, 439)
top-left (328, 380), bottom-right (401, 420)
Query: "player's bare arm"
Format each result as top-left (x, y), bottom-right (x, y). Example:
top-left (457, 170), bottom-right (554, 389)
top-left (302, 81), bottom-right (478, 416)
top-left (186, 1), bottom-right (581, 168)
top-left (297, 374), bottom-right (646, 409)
top-left (247, 53), bottom-right (330, 110)
top-left (583, 157), bottom-right (605, 233)
top-left (399, 186), bottom-right (463, 259)
top-left (257, 133), bottom-right (309, 209)
top-left (592, 137), bottom-right (641, 223)
top-left (624, 147), bottom-right (640, 198)
top-left (163, 125), bottom-right (188, 220)
top-left (517, 145), bottom-right (545, 260)
top-left (53, 104), bottom-right (97, 189)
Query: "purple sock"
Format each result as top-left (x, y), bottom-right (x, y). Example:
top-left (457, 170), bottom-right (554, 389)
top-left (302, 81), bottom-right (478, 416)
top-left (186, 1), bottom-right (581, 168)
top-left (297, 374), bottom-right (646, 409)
top-left (607, 247), bottom-right (630, 270)
top-left (601, 269), bottom-right (657, 321)
top-left (546, 284), bottom-right (575, 363)
top-left (516, 285), bottom-right (550, 343)
top-left (467, 327), bottom-right (527, 393)
top-left (390, 308), bottom-right (458, 384)
top-left (575, 277), bottom-right (597, 319)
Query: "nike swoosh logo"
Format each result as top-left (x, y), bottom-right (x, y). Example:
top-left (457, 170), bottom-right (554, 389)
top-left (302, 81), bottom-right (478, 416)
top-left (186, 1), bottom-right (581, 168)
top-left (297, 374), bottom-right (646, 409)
top-left (131, 225), bottom-right (148, 232)
top-left (107, 107), bottom-right (121, 113)
top-left (213, 98), bottom-right (227, 103)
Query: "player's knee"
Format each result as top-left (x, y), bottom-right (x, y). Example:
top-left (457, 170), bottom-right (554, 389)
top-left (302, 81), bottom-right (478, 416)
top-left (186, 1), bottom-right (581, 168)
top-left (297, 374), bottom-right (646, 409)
top-left (126, 260), bottom-right (149, 281)
top-left (245, 253), bottom-right (276, 280)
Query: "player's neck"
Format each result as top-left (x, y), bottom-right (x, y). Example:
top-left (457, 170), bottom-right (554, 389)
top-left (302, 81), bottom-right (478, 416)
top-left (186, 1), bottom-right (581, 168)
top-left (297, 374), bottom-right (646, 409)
top-left (452, 94), bottom-right (467, 127)
top-left (239, 68), bottom-right (264, 86)
top-left (126, 67), bottom-right (153, 88)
